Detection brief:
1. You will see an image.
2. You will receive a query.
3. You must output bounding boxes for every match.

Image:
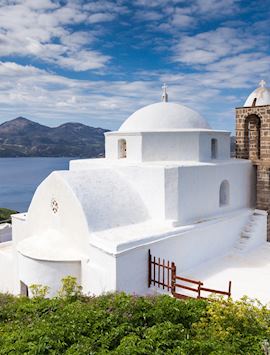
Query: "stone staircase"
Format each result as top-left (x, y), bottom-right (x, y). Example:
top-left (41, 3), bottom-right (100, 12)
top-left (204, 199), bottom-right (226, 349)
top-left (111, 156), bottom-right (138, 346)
top-left (234, 210), bottom-right (266, 253)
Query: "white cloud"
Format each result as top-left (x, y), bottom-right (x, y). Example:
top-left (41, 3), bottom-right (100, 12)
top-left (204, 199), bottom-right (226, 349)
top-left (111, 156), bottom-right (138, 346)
top-left (173, 27), bottom-right (264, 65)
top-left (171, 13), bottom-right (195, 28)
top-left (56, 50), bottom-right (110, 71)
top-left (88, 12), bottom-right (115, 24)
top-left (0, 61), bottom-right (159, 128)
top-left (1, 52), bottom-right (269, 131)
top-left (0, 0), bottom-right (115, 71)
top-left (135, 10), bottom-right (163, 21)
top-left (0, 0), bottom-right (268, 133)
top-left (0, 60), bottom-right (236, 131)
top-left (195, 0), bottom-right (239, 16)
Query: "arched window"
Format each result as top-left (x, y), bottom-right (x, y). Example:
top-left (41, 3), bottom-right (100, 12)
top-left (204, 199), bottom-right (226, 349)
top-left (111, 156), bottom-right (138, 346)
top-left (244, 114), bottom-right (261, 160)
top-left (219, 180), bottom-right (230, 207)
top-left (211, 138), bottom-right (218, 159)
top-left (118, 139), bottom-right (127, 159)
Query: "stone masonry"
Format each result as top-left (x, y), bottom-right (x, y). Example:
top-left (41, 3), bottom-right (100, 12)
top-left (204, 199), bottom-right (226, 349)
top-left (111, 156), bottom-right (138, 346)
top-left (236, 105), bottom-right (270, 240)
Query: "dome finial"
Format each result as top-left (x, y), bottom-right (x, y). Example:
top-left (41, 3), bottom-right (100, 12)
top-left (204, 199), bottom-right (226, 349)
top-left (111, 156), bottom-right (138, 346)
top-left (259, 79), bottom-right (266, 88)
top-left (162, 83), bottom-right (168, 102)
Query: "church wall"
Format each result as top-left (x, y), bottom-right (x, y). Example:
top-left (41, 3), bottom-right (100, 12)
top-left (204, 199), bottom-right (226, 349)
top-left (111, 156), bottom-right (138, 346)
top-left (81, 245), bottom-right (117, 295)
top-left (12, 213), bottom-right (28, 245)
top-left (177, 161), bottom-right (255, 225)
top-left (199, 132), bottom-right (230, 161)
top-left (0, 242), bottom-right (16, 294)
top-left (115, 209), bottom-right (253, 295)
top-left (116, 165), bottom-right (166, 220)
top-left (141, 132), bottom-right (200, 161)
top-left (0, 224), bottom-right (12, 243)
top-left (17, 254), bottom-right (81, 297)
top-left (25, 172), bottom-right (90, 250)
top-left (105, 133), bottom-right (142, 161)
top-left (116, 246), bottom-right (149, 294)
top-left (164, 167), bottom-right (179, 221)
top-left (105, 131), bottom-right (230, 163)
top-left (68, 168), bottom-right (150, 232)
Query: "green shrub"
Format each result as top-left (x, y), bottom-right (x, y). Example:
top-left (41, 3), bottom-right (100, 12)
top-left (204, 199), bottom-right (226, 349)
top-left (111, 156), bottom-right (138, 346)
top-left (0, 207), bottom-right (17, 221)
top-left (29, 284), bottom-right (50, 299)
top-left (0, 288), bottom-right (268, 354)
top-left (57, 276), bottom-right (82, 300)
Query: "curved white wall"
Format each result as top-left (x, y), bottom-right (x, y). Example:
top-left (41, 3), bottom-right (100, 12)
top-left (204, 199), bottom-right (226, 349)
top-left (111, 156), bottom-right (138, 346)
top-left (27, 169), bottom-right (149, 237)
top-left (18, 253), bottom-right (81, 297)
top-left (62, 169), bottom-right (149, 232)
top-left (26, 172), bottom-right (89, 252)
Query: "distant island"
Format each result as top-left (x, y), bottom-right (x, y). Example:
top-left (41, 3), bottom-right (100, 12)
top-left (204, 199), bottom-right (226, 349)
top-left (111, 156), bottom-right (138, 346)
top-left (0, 117), bottom-right (109, 158)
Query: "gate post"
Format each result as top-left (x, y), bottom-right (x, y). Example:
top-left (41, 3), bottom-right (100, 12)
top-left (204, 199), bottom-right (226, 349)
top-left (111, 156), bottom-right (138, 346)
top-left (228, 281), bottom-right (232, 298)
top-left (148, 250), bottom-right (151, 288)
top-left (198, 282), bottom-right (202, 299)
top-left (171, 262), bottom-right (176, 295)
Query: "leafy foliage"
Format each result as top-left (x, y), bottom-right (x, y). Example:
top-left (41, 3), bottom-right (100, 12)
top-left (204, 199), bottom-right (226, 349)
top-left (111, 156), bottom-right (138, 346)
top-left (29, 284), bottom-right (50, 299)
top-left (0, 281), bottom-right (269, 354)
top-left (57, 276), bottom-right (82, 300)
top-left (0, 207), bottom-right (17, 221)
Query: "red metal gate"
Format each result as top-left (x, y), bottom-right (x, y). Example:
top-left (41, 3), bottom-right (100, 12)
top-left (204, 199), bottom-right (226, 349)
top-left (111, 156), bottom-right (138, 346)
top-left (148, 250), bottom-right (231, 299)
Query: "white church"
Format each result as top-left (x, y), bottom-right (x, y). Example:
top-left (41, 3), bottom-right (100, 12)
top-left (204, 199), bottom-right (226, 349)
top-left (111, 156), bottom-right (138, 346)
top-left (1, 82), bottom-right (270, 302)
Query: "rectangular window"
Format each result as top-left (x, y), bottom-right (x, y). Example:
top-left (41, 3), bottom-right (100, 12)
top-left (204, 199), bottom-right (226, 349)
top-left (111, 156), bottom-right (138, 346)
top-left (211, 138), bottom-right (218, 159)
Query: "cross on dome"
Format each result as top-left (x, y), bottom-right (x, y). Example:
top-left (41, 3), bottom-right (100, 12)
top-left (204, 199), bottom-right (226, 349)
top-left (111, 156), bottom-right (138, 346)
top-left (162, 83), bottom-right (168, 102)
top-left (259, 80), bottom-right (266, 88)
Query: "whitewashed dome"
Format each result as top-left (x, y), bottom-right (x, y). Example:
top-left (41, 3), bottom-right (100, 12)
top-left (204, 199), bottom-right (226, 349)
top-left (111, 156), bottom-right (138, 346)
top-left (244, 80), bottom-right (270, 107)
top-left (119, 102), bottom-right (211, 132)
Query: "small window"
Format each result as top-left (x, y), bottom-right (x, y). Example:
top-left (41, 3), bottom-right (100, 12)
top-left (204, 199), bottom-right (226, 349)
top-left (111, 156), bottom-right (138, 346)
top-left (219, 180), bottom-right (230, 207)
top-left (211, 138), bottom-right (218, 159)
top-left (118, 139), bottom-right (127, 159)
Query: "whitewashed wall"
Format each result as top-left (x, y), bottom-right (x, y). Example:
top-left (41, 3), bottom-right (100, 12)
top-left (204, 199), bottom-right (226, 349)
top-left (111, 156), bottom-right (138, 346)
top-left (105, 130), bottom-right (230, 162)
top-left (12, 213), bottom-right (28, 244)
top-left (177, 160), bottom-right (255, 224)
top-left (17, 253), bottom-right (81, 297)
top-left (141, 132), bottom-right (200, 161)
top-left (0, 224), bottom-right (12, 243)
top-left (105, 132), bottom-right (142, 160)
top-left (0, 242), bottom-right (16, 294)
top-left (81, 246), bottom-right (116, 296)
top-left (70, 158), bottom-right (255, 227)
top-left (115, 209), bottom-right (255, 296)
top-left (199, 131), bottom-right (230, 161)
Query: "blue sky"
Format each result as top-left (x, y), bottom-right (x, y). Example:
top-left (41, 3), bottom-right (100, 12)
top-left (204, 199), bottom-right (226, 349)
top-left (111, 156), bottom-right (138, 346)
top-left (0, 0), bottom-right (269, 132)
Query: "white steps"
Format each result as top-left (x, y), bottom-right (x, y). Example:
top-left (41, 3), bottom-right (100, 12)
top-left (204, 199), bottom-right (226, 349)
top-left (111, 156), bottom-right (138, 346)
top-left (234, 211), bottom-right (266, 253)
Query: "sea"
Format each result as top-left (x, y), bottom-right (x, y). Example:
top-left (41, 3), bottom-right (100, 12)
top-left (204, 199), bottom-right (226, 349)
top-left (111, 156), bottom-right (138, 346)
top-left (0, 157), bottom-right (75, 212)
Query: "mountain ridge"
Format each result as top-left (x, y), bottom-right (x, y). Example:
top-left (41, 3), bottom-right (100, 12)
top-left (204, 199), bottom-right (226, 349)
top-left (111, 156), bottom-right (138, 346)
top-left (0, 117), bottom-right (109, 158)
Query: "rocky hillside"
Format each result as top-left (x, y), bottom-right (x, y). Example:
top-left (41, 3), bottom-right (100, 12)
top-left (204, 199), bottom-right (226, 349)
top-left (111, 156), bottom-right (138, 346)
top-left (0, 117), bottom-right (109, 157)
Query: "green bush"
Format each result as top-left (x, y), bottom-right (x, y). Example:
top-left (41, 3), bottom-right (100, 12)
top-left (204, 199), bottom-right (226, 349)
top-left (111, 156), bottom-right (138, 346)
top-left (29, 284), bottom-right (50, 299)
top-left (0, 283), bottom-right (269, 354)
top-left (0, 207), bottom-right (17, 221)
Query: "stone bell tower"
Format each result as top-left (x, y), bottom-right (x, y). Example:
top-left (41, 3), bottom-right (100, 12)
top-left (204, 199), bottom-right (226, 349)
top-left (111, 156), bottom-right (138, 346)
top-left (235, 80), bottom-right (270, 240)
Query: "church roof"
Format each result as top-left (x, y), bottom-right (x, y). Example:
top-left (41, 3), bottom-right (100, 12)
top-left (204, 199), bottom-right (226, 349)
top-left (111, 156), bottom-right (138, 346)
top-left (119, 102), bottom-right (211, 132)
top-left (244, 80), bottom-right (270, 107)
